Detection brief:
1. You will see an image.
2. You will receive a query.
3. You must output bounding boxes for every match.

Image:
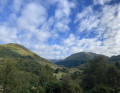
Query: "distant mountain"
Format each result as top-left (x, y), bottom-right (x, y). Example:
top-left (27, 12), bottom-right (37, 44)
top-left (56, 52), bottom-right (106, 67)
top-left (48, 59), bottom-right (63, 63)
top-left (0, 43), bottom-right (56, 68)
top-left (109, 55), bottom-right (120, 63)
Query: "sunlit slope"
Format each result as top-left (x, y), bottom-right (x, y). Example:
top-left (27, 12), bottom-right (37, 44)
top-left (0, 43), bottom-right (56, 67)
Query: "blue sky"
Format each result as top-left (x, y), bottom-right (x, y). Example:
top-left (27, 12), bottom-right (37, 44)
top-left (0, 0), bottom-right (120, 59)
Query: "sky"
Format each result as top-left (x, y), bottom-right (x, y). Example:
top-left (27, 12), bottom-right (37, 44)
top-left (0, 0), bottom-right (120, 59)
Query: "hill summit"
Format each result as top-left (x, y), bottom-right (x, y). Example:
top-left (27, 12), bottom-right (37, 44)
top-left (0, 43), bottom-right (55, 67)
top-left (56, 52), bottom-right (105, 67)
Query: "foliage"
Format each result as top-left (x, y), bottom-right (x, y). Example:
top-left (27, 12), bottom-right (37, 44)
top-left (54, 68), bottom-right (69, 73)
top-left (61, 75), bottom-right (83, 93)
top-left (91, 84), bottom-right (111, 93)
top-left (81, 56), bottom-right (120, 93)
top-left (0, 43), bottom-right (120, 93)
top-left (56, 52), bottom-right (105, 67)
top-left (0, 43), bottom-right (55, 67)
top-left (0, 58), bottom-right (30, 93)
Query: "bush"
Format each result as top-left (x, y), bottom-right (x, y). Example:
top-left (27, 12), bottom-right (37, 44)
top-left (91, 84), bottom-right (112, 93)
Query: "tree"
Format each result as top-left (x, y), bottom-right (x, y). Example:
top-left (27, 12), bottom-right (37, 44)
top-left (61, 75), bottom-right (83, 93)
top-left (54, 68), bottom-right (60, 73)
top-left (91, 84), bottom-right (111, 93)
top-left (81, 56), bottom-right (109, 91)
top-left (115, 62), bottom-right (120, 70)
top-left (0, 58), bottom-right (16, 93)
top-left (106, 65), bottom-right (120, 90)
top-left (38, 65), bottom-right (54, 87)
top-left (45, 80), bottom-right (62, 93)
top-left (0, 58), bottom-right (30, 93)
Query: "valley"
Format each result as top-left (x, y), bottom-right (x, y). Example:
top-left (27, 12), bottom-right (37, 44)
top-left (0, 43), bottom-right (120, 93)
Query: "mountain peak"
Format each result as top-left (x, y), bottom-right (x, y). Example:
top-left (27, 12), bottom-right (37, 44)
top-left (0, 43), bottom-right (56, 67)
top-left (56, 52), bottom-right (104, 67)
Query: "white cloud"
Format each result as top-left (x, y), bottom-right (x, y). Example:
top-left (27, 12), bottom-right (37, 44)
top-left (62, 34), bottom-right (102, 55)
top-left (13, 0), bottom-right (76, 59)
top-left (75, 6), bottom-right (100, 34)
top-left (63, 34), bottom-right (77, 46)
top-left (75, 2), bottom-right (120, 57)
top-left (93, 0), bottom-right (112, 5)
top-left (1, 0), bottom-right (120, 59)
top-left (14, 2), bottom-right (52, 45)
top-left (53, 0), bottom-right (75, 32)
top-left (0, 26), bottom-right (17, 43)
top-left (55, 0), bottom-right (75, 19)
top-left (18, 3), bottom-right (47, 31)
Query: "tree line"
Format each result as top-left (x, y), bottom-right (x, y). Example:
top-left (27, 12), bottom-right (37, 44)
top-left (0, 56), bottom-right (120, 93)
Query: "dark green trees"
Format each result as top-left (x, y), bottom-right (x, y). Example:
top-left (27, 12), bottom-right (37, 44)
top-left (61, 75), bottom-right (83, 93)
top-left (81, 56), bottom-right (108, 90)
top-left (81, 56), bottom-right (120, 93)
top-left (1, 55), bottom-right (120, 93)
top-left (106, 65), bottom-right (120, 90)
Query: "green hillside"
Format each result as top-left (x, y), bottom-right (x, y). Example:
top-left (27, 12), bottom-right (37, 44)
top-left (56, 52), bottom-right (104, 67)
top-left (0, 43), bottom-right (56, 67)
top-left (0, 43), bottom-right (83, 93)
top-left (56, 51), bottom-right (120, 68)
top-left (0, 44), bottom-right (120, 93)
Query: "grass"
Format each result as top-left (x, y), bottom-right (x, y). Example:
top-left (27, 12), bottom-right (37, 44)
top-left (53, 72), bottom-right (67, 80)
top-left (69, 68), bottom-right (83, 74)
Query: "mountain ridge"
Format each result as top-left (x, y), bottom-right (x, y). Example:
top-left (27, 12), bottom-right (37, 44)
top-left (55, 52), bottom-right (120, 67)
top-left (0, 43), bottom-right (56, 67)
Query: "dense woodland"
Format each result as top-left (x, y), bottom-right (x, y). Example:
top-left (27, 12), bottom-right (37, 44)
top-left (0, 56), bottom-right (120, 93)
top-left (0, 44), bottom-right (120, 93)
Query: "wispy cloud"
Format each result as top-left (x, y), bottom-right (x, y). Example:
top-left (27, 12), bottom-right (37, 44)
top-left (93, 0), bottom-right (112, 5)
top-left (0, 0), bottom-right (120, 59)
top-left (75, 0), bottom-right (120, 56)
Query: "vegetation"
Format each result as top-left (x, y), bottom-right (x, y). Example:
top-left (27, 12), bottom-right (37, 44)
top-left (81, 56), bottom-right (120, 93)
top-left (0, 43), bottom-right (55, 67)
top-left (0, 43), bottom-right (120, 93)
top-left (56, 52), bottom-right (105, 67)
top-left (56, 52), bottom-right (120, 69)
top-left (0, 58), bottom-right (83, 93)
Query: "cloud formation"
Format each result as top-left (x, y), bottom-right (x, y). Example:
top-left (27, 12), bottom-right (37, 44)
top-left (75, 0), bottom-right (120, 56)
top-left (0, 0), bottom-right (120, 59)
top-left (93, 0), bottom-right (112, 5)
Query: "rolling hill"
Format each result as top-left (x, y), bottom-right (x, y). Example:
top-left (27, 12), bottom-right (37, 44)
top-left (55, 52), bottom-right (107, 67)
top-left (0, 43), bottom-right (56, 68)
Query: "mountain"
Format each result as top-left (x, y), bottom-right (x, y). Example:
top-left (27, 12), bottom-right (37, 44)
top-left (109, 55), bottom-right (120, 63)
top-left (56, 52), bottom-right (105, 67)
top-left (0, 43), bottom-right (56, 68)
top-left (48, 59), bottom-right (63, 63)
